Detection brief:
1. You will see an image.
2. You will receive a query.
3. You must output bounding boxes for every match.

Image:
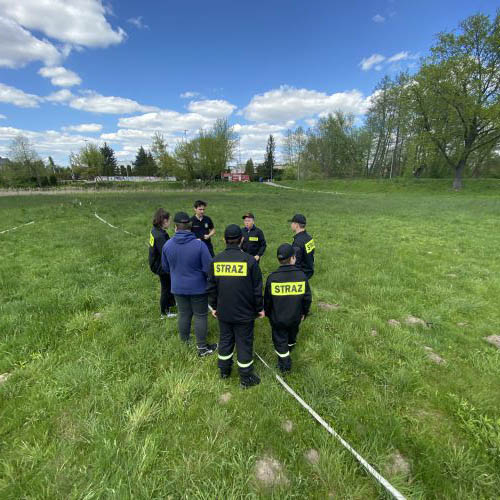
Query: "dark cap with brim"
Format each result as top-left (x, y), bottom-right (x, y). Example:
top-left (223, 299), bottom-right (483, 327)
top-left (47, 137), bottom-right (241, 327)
top-left (277, 243), bottom-right (295, 260)
top-left (288, 213), bottom-right (306, 224)
top-left (224, 224), bottom-right (242, 239)
top-left (174, 211), bottom-right (191, 224)
top-left (242, 212), bottom-right (255, 220)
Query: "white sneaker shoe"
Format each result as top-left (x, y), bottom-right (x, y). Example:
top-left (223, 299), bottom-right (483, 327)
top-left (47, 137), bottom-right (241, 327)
top-left (166, 312), bottom-right (177, 318)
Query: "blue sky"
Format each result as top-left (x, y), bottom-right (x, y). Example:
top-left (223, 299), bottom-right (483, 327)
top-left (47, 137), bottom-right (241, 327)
top-left (0, 0), bottom-right (496, 165)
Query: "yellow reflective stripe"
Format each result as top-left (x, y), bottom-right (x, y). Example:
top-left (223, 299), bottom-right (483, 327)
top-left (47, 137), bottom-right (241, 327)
top-left (149, 232), bottom-right (155, 247)
top-left (214, 262), bottom-right (248, 276)
top-left (249, 236), bottom-right (259, 241)
top-left (237, 359), bottom-right (253, 368)
top-left (275, 350), bottom-right (290, 358)
top-left (305, 239), bottom-right (315, 253)
top-left (218, 352), bottom-right (234, 361)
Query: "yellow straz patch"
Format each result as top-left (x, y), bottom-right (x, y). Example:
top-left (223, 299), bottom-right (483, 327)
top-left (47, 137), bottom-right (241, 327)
top-left (214, 262), bottom-right (248, 276)
top-left (305, 239), bottom-right (315, 253)
top-left (249, 236), bottom-right (259, 241)
top-left (149, 233), bottom-right (155, 247)
top-left (271, 281), bottom-right (306, 296)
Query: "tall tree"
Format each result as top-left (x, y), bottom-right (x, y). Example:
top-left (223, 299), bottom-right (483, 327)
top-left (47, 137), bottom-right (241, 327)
top-left (133, 146), bottom-right (149, 176)
top-left (70, 143), bottom-right (104, 179)
top-left (409, 12), bottom-right (500, 189)
top-left (100, 143), bottom-right (118, 176)
top-left (151, 132), bottom-right (176, 177)
top-left (8, 135), bottom-right (45, 186)
top-left (244, 158), bottom-right (255, 176)
top-left (259, 134), bottom-right (276, 180)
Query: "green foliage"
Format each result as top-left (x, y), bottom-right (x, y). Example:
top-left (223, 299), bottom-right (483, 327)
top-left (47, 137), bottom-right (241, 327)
top-left (133, 146), bottom-right (157, 176)
top-left (100, 143), bottom-right (118, 176)
top-left (70, 143), bottom-right (105, 179)
top-left (150, 132), bottom-right (176, 177)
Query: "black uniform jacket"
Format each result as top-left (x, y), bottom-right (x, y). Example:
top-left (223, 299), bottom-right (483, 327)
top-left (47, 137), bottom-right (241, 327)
top-left (207, 245), bottom-right (264, 323)
top-left (149, 225), bottom-right (169, 275)
top-left (190, 215), bottom-right (214, 242)
top-left (241, 225), bottom-right (267, 257)
top-left (264, 264), bottom-right (312, 327)
top-left (292, 231), bottom-right (315, 279)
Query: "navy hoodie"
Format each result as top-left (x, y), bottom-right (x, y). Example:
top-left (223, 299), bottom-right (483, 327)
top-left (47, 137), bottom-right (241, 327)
top-left (161, 231), bottom-right (212, 295)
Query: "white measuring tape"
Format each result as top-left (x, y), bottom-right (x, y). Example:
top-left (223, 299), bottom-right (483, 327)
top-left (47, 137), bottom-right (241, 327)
top-left (254, 352), bottom-right (406, 500)
top-left (93, 210), bottom-right (406, 499)
top-left (94, 212), bottom-right (135, 236)
top-left (0, 220), bottom-right (34, 235)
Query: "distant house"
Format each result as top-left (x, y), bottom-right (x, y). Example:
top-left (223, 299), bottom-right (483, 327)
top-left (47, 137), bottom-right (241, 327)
top-left (221, 172), bottom-right (250, 182)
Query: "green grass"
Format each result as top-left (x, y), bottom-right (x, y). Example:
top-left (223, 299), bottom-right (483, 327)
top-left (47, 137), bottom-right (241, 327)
top-left (1, 181), bottom-right (499, 499)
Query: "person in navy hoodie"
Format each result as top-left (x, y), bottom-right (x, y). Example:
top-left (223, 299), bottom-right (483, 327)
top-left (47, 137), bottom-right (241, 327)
top-left (161, 211), bottom-right (217, 357)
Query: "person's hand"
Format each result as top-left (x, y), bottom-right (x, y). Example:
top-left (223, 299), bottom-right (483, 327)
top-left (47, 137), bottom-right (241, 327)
top-left (211, 309), bottom-right (218, 318)
top-left (301, 315), bottom-right (305, 321)
top-left (254, 255), bottom-right (260, 261)
top-left (204, 234), bottom-right (209, 240)
top-left (258, 310), bottom-right (265, 319)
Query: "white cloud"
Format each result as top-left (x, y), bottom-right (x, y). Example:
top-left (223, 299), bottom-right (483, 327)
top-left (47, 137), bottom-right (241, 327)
top-left (127, 16), bottom-right (148, 29)
top-left (63, 123), bottom-right (102, 132)
top-left (180, 91), bottom-right (202, 99)
top-left (372, 14), bottom-right (386, 23)
top-left (0, 125), bottom-right (98, 162)
top-left (187, 99), bottom-right (236, 118)
top-left (0, 82), bottom-right (41, 108)
top-left (0, 0), bottom-right (126, 48)
top-left (387, 51), bottom-right (410, 63)
top-left (360, 54), bottom-right (386, 71)
top-left (0, 113), bottom-right (6, 120)
top-left (38, 66), bottom-right (82, 87)
top-left (69, 91), bottom-right (158, 114)
top-left (46, 89), bottom-right (74, 103)
top-left (118, 110), bottom-right (214, 132)
top-left (0, 16), bottom-right (61, 68)
top-left (242, 85), bottom-right (372, 123)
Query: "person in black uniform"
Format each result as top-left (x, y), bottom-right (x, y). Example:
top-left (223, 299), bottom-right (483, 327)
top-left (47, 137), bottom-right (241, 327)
top-left (289, 214), bottom-right (315, 280)
top-left (241, 212), bottom-right (266, 263)
top-left (149, 208), bottom-right (176, 318)
top-left (190, 200), bottom-right (215, 257)
top-left (207, 224), bottom-right (264, 388)
top-left (264, 243), bottom-right (312, 373)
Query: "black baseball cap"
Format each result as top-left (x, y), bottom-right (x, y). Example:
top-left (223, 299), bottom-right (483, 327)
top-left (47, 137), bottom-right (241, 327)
top-left (224, 224), bottom-right (242, 239)
top-left (288, 214), bottom-right (306, 224)
top-left (277, 243), bottom-right (295, 260)
top-left (242, 212), bottom-right (255, 219)
top-left (173, 211), bottom-right (190, 223)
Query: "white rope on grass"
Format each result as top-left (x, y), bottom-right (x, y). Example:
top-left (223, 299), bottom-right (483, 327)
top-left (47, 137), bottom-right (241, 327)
top-left (254, 352), bottom-right (407, 500)
top-left (0, 220), bottom-right (34, 235)
top-left (265, 181), bottom-right (346, 196)
top-left (94, 212), bottom-right (135, 236)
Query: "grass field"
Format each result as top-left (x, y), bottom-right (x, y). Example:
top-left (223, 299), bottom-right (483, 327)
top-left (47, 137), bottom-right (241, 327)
top-left (1, 180), bottom-right (499, 499)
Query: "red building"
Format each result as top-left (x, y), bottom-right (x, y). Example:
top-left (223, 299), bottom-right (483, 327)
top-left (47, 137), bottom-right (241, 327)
top-left (222, 172), bottom-right (250, 182)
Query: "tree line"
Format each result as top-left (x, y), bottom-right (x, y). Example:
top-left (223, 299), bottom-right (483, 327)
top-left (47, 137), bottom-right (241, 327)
top-left (282, 12), bottom-right (500, 189)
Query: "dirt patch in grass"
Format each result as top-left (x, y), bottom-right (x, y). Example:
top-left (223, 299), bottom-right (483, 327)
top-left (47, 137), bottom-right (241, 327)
top-left (93, 312), bottom-right (103, 319)
top-left (371, 329), bottom-right (378, 336)
top-left (405, 315), bottom-right (428, 327)
top-left (219, 392), bottom-right (232, 404)
top-left (254, 456), bottom-right (289, 487)
top-left (282, 420), bottom-right (293, 433)
top-left (424, 346), bottom-right (446, 365)
top-left (304, 449), bottom-right (320, 465)
top-left (0, 373), bottom-right (11, 385)
top-left (386, 450), bottom-right (411, 477)
top-left (484, 335), bottom-right (500, 349)
top-left (457, 322), bottom-right (468, 327)
top-left (388, 319), bottom-right (401, 327)
top-left (318, 302), bottom-right (340, 311)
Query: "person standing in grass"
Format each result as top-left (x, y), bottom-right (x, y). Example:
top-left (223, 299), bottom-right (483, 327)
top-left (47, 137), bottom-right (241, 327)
top-left (290, 214), bottom-right (315, 280)
top-left (149, 208), bottom-right (176, 318)
top-left (241, 212), bottom-right (267, 264)
top-left (190, 200), bottom-right (215, 257)
top-left (264, 243), bottom-right (312, 373)
top-left (207, 224), bottom-right (264, 388)
top-left (161, 211), bottom-right (217, 357)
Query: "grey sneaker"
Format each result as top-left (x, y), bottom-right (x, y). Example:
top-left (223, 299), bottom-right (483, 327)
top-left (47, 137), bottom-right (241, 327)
top-left (198, 343), bottom-right (218, 357)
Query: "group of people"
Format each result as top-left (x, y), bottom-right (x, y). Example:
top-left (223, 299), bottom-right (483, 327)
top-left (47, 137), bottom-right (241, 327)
top-left (148, 200), bottom-right (315, 388)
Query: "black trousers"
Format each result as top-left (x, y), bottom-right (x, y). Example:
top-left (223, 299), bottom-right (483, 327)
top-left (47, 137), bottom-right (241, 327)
top-left (159, 273), bottom-right (176, 314)
top-left (271, 322), bottom-right (300, 370)
top-left (203, 240), bottom-right (215, 257)
top-left (217, 320), bottom-right (254, 376)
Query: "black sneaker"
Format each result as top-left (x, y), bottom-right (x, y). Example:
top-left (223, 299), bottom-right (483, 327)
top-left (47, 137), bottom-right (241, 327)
top-left (198, 343), bottom-right (218, 357)
top-left (220, 370), bottom-right (231, 379)
top-left (240, 373), bottom-right (261, 389)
